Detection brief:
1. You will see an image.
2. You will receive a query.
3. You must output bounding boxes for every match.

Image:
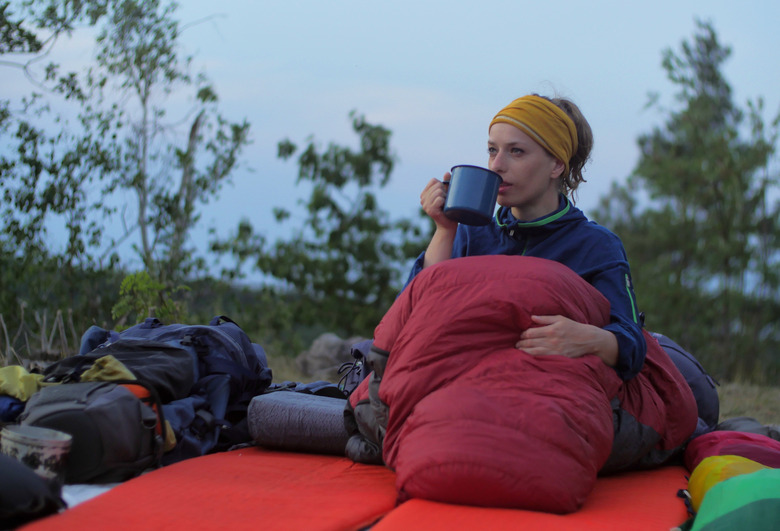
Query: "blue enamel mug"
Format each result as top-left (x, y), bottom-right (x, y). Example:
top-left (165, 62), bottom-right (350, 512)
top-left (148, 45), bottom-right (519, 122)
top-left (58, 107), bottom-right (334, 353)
top-left (443, 165), bottom-right (502, 226)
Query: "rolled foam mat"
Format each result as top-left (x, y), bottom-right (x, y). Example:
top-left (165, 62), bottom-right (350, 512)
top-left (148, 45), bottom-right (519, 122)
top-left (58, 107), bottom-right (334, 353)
top-left (248, 392), bottom-right (350, 455)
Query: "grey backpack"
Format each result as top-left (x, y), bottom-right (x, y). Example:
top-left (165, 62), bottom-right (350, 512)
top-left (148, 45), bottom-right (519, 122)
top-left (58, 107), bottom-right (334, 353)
top-left (19, 381), bottom-right (163, 484)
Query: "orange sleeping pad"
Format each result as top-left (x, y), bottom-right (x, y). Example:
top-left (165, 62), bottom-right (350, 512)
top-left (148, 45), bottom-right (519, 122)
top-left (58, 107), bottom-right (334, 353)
top-left (372, 466), bottom-right (690, 531)
top-left (20, 448), bottom-right (397, 531)
top-left (20, 447), bottom-right (689, 531)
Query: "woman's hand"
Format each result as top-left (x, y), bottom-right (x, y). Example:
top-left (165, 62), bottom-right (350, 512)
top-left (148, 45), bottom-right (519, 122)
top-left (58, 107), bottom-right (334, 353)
top-left (420, 172), bottom-right (459, 269)
top-left (420, 173), bottom-right (458, 231)
top-left (515, 315), bottom-right (619, 367)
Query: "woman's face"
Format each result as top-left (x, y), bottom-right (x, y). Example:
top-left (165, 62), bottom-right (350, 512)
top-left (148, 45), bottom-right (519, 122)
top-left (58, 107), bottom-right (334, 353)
top-left (487, 122), bottom-right (564, 221)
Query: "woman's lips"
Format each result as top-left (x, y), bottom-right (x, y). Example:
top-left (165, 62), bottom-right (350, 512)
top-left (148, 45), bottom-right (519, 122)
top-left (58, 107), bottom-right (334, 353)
top-left (498, 183), bottom-right (511, 194)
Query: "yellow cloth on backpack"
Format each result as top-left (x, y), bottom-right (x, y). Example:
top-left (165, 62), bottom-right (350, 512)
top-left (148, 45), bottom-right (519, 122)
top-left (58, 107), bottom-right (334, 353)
top-left (0, 356), bottom-right (136, 402)
top-left (687, 454), bottom-right (769, 512)
top-left (0, 365), bottom-right (46, 401)
top-left (80, 355), bottom-right (137, 382)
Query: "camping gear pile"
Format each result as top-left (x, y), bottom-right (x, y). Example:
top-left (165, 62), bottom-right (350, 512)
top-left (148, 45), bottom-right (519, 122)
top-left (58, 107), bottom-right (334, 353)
top-left (1, 315), bottom-right (272, 527)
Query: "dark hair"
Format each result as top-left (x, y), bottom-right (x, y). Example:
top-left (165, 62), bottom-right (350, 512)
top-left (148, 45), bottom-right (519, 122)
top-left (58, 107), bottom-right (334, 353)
top-left (538, 95), bottom-right (593, 197)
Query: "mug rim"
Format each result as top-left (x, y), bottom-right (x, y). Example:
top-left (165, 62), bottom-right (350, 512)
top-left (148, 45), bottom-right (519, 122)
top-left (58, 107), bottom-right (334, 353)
top-left (1, 424), bottom-right (73, 444)
top-left (449, 164), bottom-right (502, 182)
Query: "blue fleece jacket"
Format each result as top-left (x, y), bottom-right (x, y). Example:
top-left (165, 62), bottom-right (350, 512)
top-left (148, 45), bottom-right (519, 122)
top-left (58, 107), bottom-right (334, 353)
top-left (405, 195), bottom-right (646, 380)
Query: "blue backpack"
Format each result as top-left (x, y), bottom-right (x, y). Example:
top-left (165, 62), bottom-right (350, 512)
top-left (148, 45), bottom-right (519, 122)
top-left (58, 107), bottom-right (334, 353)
top-left (650, 332), bottom-right (720, 436)
top-left (75, 315), bottom-right (273, 462)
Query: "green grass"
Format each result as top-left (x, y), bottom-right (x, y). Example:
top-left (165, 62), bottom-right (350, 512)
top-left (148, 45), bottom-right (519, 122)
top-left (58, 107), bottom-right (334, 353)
top-left (718, 381), bottom-right (780, 425)
top-left (267, 353), bottom-right (308, 383)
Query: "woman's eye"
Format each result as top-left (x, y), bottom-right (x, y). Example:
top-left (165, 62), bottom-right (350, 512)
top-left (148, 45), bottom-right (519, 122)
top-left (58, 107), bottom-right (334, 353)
top-left (487, 147), bottom-right (497, 155)
top-left (511, 148), bottom-right (524, 155)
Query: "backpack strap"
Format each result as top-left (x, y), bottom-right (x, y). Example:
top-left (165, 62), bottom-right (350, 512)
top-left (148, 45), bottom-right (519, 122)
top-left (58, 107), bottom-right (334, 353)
top-left (210, 315), bottom-right (238, 326)
top-left (112, 378), bottom-right (168, 463)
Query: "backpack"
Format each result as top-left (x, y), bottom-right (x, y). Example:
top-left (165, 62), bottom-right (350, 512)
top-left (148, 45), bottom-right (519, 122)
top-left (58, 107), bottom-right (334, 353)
top-left (650, 332), bottom-right (720, 429)
top-left (99, 315), bottom-right (273, 456)
top-left (78, 315), bottom-right (271, 405)
top-left (18, 380), bottom-right (164, 484)
top-left (23, 315), bottom-right (273, 480)
top-left (42, 340), bottom-right (196, 403)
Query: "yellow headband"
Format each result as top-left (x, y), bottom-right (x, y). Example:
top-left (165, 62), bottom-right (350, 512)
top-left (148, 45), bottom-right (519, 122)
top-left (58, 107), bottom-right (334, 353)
top-left (489, 95), bottom-right (578, 177)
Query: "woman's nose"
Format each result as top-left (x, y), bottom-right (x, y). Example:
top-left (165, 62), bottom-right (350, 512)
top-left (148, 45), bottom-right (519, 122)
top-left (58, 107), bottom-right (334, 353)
top-left (489, 152), bottom-right (505, 173)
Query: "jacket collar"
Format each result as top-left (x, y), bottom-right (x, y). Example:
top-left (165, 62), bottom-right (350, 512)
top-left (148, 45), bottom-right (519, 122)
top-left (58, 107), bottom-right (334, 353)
top-left (495, 194), bottom-right (574, 230)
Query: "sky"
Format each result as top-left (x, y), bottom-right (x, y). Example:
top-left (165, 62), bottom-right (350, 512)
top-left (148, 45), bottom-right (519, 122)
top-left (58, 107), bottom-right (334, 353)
top-left (4, 0), bottom-right (780, 271)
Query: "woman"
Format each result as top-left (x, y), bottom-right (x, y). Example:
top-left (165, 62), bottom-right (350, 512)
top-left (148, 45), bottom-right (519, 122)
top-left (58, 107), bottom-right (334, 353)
top-left (344, 96), bottom-right (699, 511)
top-left (406, 94), bottom-right (645, 380)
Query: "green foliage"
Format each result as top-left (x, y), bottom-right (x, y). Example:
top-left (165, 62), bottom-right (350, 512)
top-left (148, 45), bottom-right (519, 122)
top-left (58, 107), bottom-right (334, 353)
top-left (594, 20), bottom-right (780, 384)
top-left (111, 271), bottom-right (190, 327)
top-left (83, 0), bottom-right (251, 283)
top-left (1, 1), bottom-right (249, 345)
top-left (0, 2), bottom-right (42, 54)
top-left (1, 0), bottom-right (249, 279)
top-left (1, 1), bottom-right (125, 356)
top-left (213, 111), bottom-right (429, 341)
top-left (0, 246), bottom-right (125, 361)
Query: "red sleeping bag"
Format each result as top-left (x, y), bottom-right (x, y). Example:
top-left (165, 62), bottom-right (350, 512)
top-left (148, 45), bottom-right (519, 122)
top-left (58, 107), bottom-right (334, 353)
top-left (347, 255), bottom-right (697, 513)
